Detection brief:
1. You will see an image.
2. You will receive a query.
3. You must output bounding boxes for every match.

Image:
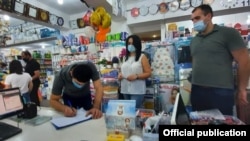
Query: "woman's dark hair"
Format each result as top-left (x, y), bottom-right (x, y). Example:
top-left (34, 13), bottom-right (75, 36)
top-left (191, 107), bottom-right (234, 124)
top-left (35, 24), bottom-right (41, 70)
top-left (125, 34), bottom-right (142, 62)
top-left (192, 4), bottom-right (213, 17)
top-left (9, 60), bottom-right (23, 74)
top-left (72, 64), bottom-right (92, 82)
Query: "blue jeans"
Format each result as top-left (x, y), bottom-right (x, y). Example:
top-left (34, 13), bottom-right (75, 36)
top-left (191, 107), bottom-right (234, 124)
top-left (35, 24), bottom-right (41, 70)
top-left (122, 94), bottom-right (144, 108)
top-left (22, 92), bottom-right (31, 104)
top-left (191, 84), bottom-right (235, 115)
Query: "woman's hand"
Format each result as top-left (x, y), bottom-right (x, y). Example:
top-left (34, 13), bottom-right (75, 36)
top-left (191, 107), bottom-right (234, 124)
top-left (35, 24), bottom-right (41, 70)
top-left (86, 107), bottom-right (103, 119)
top-left (118, 73), bottom-right (123, 80)
top-left (126, 74), bottom-right (137, 81)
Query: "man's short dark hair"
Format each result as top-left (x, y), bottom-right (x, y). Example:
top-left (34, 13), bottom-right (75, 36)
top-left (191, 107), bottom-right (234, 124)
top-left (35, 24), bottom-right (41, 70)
top-left (72, 64), bottom-right (92, 82)
top-left (192, 4), bottom-right (213, 17)
top-left (22, 50), bottom-right (32, 57)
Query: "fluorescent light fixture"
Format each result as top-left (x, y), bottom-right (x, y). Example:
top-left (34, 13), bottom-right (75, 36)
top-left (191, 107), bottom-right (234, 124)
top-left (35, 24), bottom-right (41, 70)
top-left (58, 0), bottom-right (63, 5)
top-left (3, 15), bottom-right (9, 20)
top-left (247, 19), bottom-right (250, 24)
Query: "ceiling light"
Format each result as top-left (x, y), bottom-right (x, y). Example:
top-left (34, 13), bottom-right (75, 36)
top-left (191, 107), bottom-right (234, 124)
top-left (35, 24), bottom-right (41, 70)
top-left (3, 15), bottom-right (9, 21)
top-left (247, 19), bottom-right (250, 24)
top-left (58, 0), bottom-right (63, 5)
top-left (152, 35), bottom-right (157, 38)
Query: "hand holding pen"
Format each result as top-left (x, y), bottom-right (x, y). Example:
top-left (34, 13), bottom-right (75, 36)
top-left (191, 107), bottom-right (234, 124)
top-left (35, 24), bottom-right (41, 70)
top-left (64, 100), bottom-right (77, 117)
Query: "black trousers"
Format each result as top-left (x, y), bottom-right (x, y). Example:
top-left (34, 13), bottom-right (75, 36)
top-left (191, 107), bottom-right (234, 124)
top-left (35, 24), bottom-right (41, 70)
top-left (30, 81), bottom-right (40, 106)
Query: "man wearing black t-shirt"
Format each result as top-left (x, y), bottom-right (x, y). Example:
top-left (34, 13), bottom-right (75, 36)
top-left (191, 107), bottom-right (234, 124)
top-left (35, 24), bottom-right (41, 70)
top-left (21, 51), bottom-right (41, 106)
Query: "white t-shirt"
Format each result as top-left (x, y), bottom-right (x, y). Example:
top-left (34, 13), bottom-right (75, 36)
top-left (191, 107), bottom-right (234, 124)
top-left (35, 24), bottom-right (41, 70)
top-left (5, 73), bottom-right (32, 94)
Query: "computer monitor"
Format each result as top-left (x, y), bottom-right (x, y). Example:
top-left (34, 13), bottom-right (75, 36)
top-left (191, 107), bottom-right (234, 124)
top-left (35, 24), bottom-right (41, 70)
top-left (170, 93), bottom-right (191, 125)
top-left (0, 88), bottom-right (24, 119)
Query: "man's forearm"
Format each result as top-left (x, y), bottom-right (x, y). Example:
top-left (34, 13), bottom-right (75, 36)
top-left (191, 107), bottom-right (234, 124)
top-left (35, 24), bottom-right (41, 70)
top-left (50, 99), bottom-right (66, 112)
top-left (237, 61), bottom-right (250, 91)
top-left (93, 87), bottom-right (103, 109)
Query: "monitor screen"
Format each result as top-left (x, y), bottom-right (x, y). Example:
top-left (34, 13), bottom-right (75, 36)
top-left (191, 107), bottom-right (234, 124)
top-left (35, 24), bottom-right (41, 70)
top-left (170, 93), bottom-right (191, 125)
top-left (0, 88), bottom-right (24, 119)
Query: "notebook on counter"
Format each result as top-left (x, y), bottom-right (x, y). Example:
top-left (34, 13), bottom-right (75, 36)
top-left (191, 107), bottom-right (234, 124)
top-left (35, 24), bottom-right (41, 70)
top-left (50, 108), bottom-right (92, 129)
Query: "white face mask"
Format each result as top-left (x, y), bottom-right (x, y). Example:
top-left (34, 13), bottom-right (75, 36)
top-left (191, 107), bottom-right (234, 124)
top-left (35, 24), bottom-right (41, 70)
top-left (128, 45), bottom-right (136, 52)
top-left (72, 79), bottom-right (85, 89)
top-left (193, 20), bottom-right (207, 32)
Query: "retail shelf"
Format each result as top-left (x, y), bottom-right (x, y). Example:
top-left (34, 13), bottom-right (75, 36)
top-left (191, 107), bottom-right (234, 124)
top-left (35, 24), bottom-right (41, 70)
top-left (0, 10), bottom-right (69, 31)
top-left (0, 37), bottom-right (57, 48)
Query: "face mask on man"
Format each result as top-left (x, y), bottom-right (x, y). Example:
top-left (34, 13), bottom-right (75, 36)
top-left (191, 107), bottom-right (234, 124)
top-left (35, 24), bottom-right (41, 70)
top-left (72, 79), bottom-right (85, 89)
top-left (193, 20), bottom-right (207, 32)
top-left (128, 45), bottom-right (136, 52)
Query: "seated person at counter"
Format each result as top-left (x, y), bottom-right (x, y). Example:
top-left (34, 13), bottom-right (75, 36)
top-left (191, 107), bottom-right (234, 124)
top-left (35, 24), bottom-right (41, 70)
top-left (49, 61), bottom-right (103, 119)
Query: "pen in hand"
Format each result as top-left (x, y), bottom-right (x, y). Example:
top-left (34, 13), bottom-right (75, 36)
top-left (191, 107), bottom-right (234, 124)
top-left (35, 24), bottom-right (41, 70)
top-left (67, 100), bottom-right (75, 111)
top-left (64, 100), bottom-right (77, 117)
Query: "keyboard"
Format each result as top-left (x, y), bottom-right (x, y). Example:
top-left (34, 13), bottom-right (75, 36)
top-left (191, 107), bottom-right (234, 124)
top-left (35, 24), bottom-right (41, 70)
top-left (0, 122), bottom-right (22, 141)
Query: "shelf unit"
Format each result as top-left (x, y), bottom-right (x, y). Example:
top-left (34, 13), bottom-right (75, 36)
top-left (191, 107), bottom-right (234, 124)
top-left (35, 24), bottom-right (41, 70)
top-left (0, 37), bottom-right (57, 48)
top-left (0, 10), bottom-right (69, 31)
top-left (35, 57), bottom-right (52, 84)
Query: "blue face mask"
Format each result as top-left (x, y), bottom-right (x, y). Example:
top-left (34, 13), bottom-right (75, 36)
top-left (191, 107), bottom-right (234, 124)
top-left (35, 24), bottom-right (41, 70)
top-left (72, 79), bottom-right (84, 89)
top-left (193, 20), bottom-right (207, 32)
top-left (128, 45), bottom-right (136, 52)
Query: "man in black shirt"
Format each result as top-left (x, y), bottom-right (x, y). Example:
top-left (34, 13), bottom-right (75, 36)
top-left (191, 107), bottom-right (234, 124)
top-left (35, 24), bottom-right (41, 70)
top-left (21, 51), bottom-right (41, 106)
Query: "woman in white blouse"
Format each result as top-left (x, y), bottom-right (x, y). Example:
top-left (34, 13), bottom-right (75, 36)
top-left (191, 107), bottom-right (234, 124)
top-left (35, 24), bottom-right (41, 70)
top-left (5, 60), bottom-right (33, 104)
top-left (118, 34), bottom-right (151, 108)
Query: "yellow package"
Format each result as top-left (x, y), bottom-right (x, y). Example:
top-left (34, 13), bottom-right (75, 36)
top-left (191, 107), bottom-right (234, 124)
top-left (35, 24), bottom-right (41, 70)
top-left (107, 134), bottom-right (125, 141)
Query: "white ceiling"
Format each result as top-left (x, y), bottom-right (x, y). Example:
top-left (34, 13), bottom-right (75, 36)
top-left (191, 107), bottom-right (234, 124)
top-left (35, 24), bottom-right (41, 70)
top-left (37, 0), bottom-right (112, 15)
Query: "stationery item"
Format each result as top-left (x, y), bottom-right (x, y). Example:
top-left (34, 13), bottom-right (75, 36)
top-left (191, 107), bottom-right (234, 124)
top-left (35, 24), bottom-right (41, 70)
top-left (67, 100), bottom-right (75, 112)
top-left (50, 108), bottom-right (92, 129)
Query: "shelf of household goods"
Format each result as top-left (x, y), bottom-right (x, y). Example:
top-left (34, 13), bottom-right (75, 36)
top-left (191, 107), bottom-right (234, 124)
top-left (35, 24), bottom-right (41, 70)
top-left (0, 10), bottom-right (69, 31)
top-left (0, 36), bottom-right (57, 48)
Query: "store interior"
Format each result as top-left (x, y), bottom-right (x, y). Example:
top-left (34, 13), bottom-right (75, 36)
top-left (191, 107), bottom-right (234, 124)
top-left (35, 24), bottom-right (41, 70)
top-left (0, 0), bottom-right (250, 140)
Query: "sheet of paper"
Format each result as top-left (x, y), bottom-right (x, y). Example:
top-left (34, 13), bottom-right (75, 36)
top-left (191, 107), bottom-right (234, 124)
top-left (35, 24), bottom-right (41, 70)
top-left (50, 108), bottom-right (92, 129)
